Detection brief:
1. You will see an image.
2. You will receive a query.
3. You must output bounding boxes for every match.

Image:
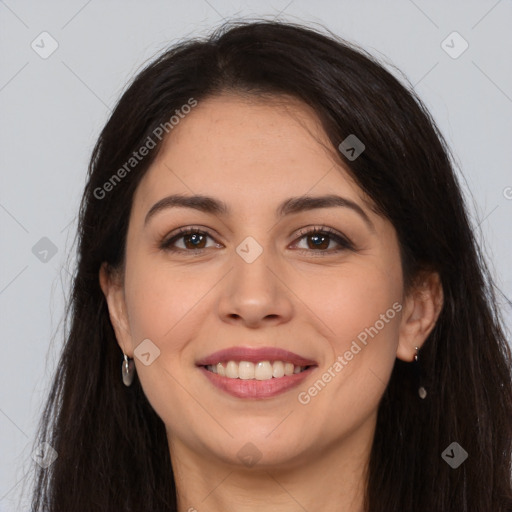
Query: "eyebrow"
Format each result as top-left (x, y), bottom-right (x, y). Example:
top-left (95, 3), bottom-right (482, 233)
top-left (144, 193), bottom-right (375, 231)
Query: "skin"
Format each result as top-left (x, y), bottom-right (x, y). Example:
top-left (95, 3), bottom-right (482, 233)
top-left (100, 93), bottom-right (443, 512)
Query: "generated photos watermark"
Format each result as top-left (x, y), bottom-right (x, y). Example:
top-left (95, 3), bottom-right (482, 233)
top-left (297, 301), bottom-right (403, 405)
top-left (94, 98), bottom-right (198, 200)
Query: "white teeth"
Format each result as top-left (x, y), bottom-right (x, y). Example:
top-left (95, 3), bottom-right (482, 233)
top-left (255, 361), bottom-right (273, 380)
top-left (239, 361), bottom-right (255, 380)
top-left (206, 360), bottom-right (309, 380)
top-left (284, 362), bottom-right (294, 376)
top-left (216, 362), bottom-right (226, 377)
top-left (226, 361), bottom-right (239, 379)
top-left (272, 361), bottom-right (285, 378)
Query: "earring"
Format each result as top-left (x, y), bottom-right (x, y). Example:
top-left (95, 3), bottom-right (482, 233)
top-left (413, 346), bottom-right (427, 399)
top-left (122, 353), bottom-right (135, 387)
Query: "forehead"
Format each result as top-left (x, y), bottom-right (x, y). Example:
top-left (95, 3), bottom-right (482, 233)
top-left (132, 93), bottom-right (372, 216)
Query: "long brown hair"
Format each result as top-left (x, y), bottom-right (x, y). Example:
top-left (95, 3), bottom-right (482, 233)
top-left (31, 20), bottom-right (512, 511)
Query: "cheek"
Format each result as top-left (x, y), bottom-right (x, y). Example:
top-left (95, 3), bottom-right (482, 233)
top-left (334, 274), bottom-right (401, 348)
top-left (293, 258), bottom-right (403, 356)
top-left (123, 258), bottom-right (210, 345)
top-left (315, 265), bottom-right (403, 410)
top-left (121, 260), bottom-right (208, 427)
top-left (293, 267), bottom-right (402, 436)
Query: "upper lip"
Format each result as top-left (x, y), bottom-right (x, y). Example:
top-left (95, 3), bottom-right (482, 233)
top-left (196, 346), bottom-right (317, 367)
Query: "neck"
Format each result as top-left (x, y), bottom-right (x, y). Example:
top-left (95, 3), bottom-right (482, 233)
top-left (167, 414), bottom-right (375, 512)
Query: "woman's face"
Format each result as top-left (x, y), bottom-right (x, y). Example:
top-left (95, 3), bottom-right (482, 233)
top-left (105, 93), bottom-right (410, 468)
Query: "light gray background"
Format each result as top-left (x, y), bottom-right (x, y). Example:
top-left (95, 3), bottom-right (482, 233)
top-left (1, 1), bottom-right (511, 510)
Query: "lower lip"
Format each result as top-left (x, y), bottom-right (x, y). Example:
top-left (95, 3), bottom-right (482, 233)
top-left (198, 366), bottom-right (317, 399)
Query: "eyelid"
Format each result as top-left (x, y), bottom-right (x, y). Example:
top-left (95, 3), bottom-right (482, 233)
top-left (290, 225), bottom-right (355, 252)
top-left (160, 224), bottom-right (355, 254)
top-left (160, 226), bottom-right (221, 250)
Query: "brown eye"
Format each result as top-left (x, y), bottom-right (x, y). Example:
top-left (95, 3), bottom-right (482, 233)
top-left (159, 225), bottom-right (354, 255)
top-left (182, 232), bottom-right (207, 249)
top-left (160, 228), bottom-right (219, 252)
top-left (305, 233), bottom-right (330, 250)
top-left (293, 226), bottom-right (354, 254)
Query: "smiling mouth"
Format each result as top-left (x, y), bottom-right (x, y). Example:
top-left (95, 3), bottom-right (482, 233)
top-left (202, 360), bottom-right (315, 380)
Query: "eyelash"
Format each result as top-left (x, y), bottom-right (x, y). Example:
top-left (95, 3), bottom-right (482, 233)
top-left (159, 225), bottom-right (355, 256)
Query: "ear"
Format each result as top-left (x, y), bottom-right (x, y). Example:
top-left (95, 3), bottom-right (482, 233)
top-left (99, 262), bottom-right (134, 357)
top-left (396, 271), bottom-right (444, 362)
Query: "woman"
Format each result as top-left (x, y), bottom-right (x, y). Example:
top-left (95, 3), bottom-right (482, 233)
top-left (31, 20), bottom-right (512, 511)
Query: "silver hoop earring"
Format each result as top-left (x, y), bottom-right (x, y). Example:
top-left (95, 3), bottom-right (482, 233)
top-left (413, 346), bottom-right (427, 399)
top-left (122, 353), bottom-right (135, 387)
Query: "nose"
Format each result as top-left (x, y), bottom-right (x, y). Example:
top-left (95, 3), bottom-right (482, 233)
top-left (216, 248), bottom-right (294, 329)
